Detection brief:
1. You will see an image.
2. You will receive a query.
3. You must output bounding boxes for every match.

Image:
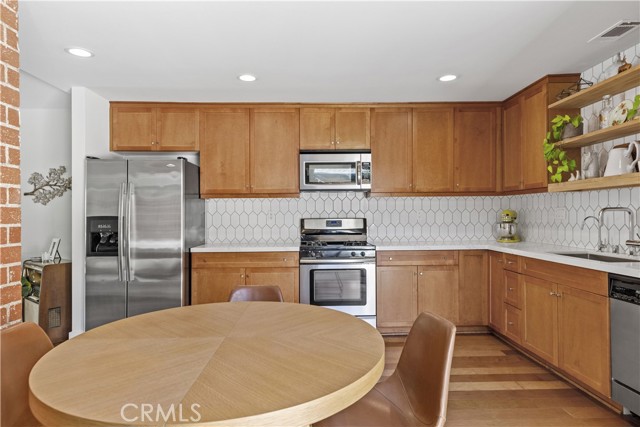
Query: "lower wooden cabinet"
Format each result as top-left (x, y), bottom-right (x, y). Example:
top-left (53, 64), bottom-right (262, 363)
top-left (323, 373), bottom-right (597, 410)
top-left (377, 250), bottom-right (485, 333)
top-left (522, 274), bottom-right (559, 365)
top-left (377, 266), bottom-right (418, 332)
top-left (191, 252), bottom-right (299, 304)
top-left (504, 304), bottom-right (522, 344)
top-left (488, 252), bottom-right (505, 332)
top-left (458, 251), bottom-right (488, 325)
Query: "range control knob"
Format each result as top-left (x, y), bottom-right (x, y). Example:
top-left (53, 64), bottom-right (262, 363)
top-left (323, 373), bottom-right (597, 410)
top-left (361, 251), bottom-right (366, 257)
top-left (351, 251), bottom-right (356, 257)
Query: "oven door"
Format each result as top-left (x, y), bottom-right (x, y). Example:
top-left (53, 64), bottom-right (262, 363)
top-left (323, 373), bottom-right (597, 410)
top-left (300, 153), bottom-right (369, 191)
top-left (299, 260), bottom-right (375, 317)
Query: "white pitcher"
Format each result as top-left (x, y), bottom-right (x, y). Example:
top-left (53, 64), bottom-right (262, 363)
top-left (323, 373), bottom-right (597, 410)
top-left (603, 141), bottom-right (640, 176)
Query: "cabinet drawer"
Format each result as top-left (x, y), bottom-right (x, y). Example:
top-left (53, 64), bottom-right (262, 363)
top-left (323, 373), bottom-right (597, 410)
top-left (504, 305), bottom-right (522, 344)
top-left (504, 270), bottom-right (523, 309)
top-left (503, 254), bottom-right (521, 272)
top-left (192, 252), bottom-right (299, 268)
top-left (521, 257), bottom-right (608, 296)
top-left (377, 251), bottom-right (458, 266)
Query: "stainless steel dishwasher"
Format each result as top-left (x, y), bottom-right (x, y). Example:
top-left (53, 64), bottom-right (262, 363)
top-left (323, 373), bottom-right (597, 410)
top-left (610, 273), bottom-right (640, 416)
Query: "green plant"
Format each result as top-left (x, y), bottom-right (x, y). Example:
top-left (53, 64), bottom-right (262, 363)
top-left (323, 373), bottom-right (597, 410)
top-left (626, 94), bottom-right (640, 121)
top-left (543, 114), bottom-right (581, 183)
top-left (21, 276), bottom-right (32, 298)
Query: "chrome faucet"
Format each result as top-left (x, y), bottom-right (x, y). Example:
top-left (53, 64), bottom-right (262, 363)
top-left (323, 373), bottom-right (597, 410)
top-left (596, 207), bottom-right (637, 255)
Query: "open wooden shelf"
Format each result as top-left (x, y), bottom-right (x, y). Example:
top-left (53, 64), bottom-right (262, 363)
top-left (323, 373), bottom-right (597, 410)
top-left (555, 119), bottom-right (640, 149)
top-left (548, 65), bottom-right (640, 110)
top-left (547, 173), bottom-right (639, 192)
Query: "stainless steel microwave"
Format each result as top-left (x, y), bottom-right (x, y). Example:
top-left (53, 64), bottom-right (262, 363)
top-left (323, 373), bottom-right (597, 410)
top-left (300, 152), bottom-right (371, 191)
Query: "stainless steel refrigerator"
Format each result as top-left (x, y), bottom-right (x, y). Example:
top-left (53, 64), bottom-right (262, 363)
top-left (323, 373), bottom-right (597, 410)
top-left (85, 158), bottom-right (204, 330)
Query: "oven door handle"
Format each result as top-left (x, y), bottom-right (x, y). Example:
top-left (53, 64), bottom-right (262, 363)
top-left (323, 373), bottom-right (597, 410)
top-left (356, 161), bottom-right (362, 186)
top-left (300, 258), bottom-right (376, 265)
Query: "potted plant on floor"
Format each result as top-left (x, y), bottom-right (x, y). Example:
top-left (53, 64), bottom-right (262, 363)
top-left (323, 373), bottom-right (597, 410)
top-left (543, 114), bottom-right (582, 183)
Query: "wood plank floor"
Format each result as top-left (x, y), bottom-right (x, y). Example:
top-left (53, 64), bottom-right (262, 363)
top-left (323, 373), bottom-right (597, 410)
top-left (383, 334), bottom-right (637, 427)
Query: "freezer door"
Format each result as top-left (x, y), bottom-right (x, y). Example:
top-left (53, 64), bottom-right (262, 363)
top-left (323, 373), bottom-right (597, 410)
top-left (126, 160), bottom-right (184, 317)
top-left (85, 159), bottom-right (127, 330)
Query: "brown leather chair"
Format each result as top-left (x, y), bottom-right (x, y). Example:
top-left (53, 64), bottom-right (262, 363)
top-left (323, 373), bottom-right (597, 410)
top-left (315, 312), bottom-right (456, 427)
top-left (228, 285), bottom-right (284, 302)
top-left (1, 322), bottom-right (54, 427)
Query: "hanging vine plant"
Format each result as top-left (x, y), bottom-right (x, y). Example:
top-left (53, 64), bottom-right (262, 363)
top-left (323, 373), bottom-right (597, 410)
top-left (543, 114), bottom-right (581, 183)
top-left (24, 166), bottom-right (72, 205)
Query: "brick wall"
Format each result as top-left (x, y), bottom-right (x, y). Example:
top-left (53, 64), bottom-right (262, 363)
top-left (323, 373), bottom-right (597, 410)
top-left (1, 0), bottom-right (21, 328)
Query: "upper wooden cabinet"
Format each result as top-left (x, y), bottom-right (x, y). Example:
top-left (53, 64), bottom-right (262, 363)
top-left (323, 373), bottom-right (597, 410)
top-left (200, 108), bottom-right (299, 197)
top-left (300, 108), bottom-right (370, 150)
top-left (454, 107), bottom-right (498, 192)
top-left (413, 108), bottom-right (455, 192)
top-left (371, 108), bottom-right (413, 193)
top-left (501, 75), bottom-right (579, 192)
top-left (110, 104), bottom-right (199, 151)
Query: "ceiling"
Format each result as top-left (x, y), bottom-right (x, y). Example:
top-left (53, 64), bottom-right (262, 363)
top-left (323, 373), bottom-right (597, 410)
top-left (19, 1), bottom-right (640, 105)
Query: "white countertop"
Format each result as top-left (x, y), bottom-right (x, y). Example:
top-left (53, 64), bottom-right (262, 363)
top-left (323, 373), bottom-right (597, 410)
top-left (191, 243), bottom-right (299, 253)
top-left (191, 241), bottom-right (640, 278)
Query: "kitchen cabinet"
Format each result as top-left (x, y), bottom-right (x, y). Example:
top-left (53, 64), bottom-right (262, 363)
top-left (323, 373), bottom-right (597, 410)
top-left (516, 258), bottom-right (611, 397)
top-left (371, 108), bottom-right (413, 193)
top-left (199, 108), bottom-right (299, 197)
top-left (300, 108), bottom-right (370, 150)
top-left (191, 252), bottom-right (299, 304)
top-left (110, 104), bottom-right (199, 151)
top-left (501, 75), bottom-right (579, 191)
top-left (413, 107), bottom-right (455, 192)
top-left (417, 265), bottom-right (459, 324)
top-left (377, 251), bottom-right (469, 333)
top-left (377, 266), bottom-right (418, 333)
top-left (458, 250), bottom-right (488, 325)
top-left (454, 107), bottom-right (497, 192)
top-left (488, 252), bottom-right (505, 333)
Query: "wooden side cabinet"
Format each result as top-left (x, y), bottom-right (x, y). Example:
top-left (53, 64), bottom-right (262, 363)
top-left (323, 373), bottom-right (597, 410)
top-left (371, 108), bottom-right (413, 193)
top-left (488, 252), bottom-right (505, 333)
top-left (300, 108), bottom-right (370, 150)
top-left (111, 103), bottom-right (199, 151)
top-left (458, 250), bottom-right (488, 325)
top-left (454, 107), bottom-right (497, 192)
top-left (191, 252), bottom-right (299, 304)
top-left (22, 260), bottom-right (72, 345)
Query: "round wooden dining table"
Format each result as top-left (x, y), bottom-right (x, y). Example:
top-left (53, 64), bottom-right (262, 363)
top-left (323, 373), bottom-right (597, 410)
top-left (29, 302), bottom-right (384, 427)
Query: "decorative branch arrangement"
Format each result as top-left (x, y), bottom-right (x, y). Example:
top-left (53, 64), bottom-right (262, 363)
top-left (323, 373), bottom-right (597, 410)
top-left (24, 166), bottom-right (72, 205)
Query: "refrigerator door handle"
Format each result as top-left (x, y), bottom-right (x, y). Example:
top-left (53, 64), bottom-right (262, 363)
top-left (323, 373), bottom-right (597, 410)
top-left (127, 182), bottom-right (134, 281)
top-left (117, 183), bottom-right (126, 282)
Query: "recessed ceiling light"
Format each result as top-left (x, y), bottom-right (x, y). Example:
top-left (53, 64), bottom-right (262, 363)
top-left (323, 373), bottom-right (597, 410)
top-left (238, 74), bottom-right (257, 82)
top-left (438, 74), bottom-right (457, 82)
top-left (65, 47), bottom-right (94, 58)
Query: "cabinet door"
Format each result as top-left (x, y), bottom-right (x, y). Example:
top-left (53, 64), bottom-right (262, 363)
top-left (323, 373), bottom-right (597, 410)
top-left (377, 266), bottom-right (417, 333)
top-left (245, 267), bottom-right (299, 303)
top-left (335, 109), bottom-right (370, 149)
top-left (413, 108), bottom-right (454, 192)
top-left (417, 265), bottom-right (458, 324)
top-left (502, 98), bottom-right (523, 191)
top-left (200, 109), bottom-right (250, 196)
top-left (300, 108), bottom-right (334, 150)
top-left (458, 251), bottom-right (488, 325)
top-left (488, 252), bottom-right (505, 332)
top-left (191, 268), bottom-right (245, 304)
top-left (522, 85), bottom-right (548, 189)
top-left (157, 107), bottom-right (199, 151)
top-left (522, 275), bottom-right (558, 365)
top-left (251, 108), bottom-right (300, 194)
top-left (504, 270), bottom-right (523, 309)
top-left (454, 107), bottom-right (497, 192)
top-left (111, 105), bottom-right (156, 151)
top-left (371, 109), bottom-right (413, 193)
top-left (558, 285), bottom-right (610, 396)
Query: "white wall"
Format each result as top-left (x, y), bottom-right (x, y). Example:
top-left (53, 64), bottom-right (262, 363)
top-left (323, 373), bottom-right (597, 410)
top-left (20, 73), bottom-right (72, 260)
top-left (70, 87), bottom-right (114, 337)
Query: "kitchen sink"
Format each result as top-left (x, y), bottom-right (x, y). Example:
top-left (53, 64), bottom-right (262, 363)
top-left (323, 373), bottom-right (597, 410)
top-left (552, 252), bottom-right (640, 263)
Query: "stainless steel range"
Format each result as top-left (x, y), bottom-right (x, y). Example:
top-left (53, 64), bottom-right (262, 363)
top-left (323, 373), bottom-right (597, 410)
top-left (299, 218), bottom-right (376, 327)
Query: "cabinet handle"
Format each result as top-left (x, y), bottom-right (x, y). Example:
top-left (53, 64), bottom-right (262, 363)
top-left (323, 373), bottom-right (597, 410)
top-left (549, 291), bottom-right (555, 296)
top-left (241, 274), bottom-right (245, 278)
top-left (456, 183), bottom-right (460, 187)
top-left (556, 292), bottom-right (562, 298)
top-left (419, 272), bottom-right (423, 276)
top-left (508, 321), bottom-right (514, 326)
top-left (497, 259), bottom-right (503, 263)
top-left (508, 287), bottom-right (515, 291)
top-left (283, 258), bottom-right (287, 262)
top-left (507, 260), bottom-right (515, 265)
top-left (331, 141), bottom-right (335, 145)
top-left (389, 257), bottom-right (393, 261)
top-left (336, 140), bottom-right (340, 145)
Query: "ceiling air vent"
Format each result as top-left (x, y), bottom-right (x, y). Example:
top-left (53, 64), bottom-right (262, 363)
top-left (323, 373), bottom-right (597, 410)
top-left (588, 21), bottom-right (640, 42)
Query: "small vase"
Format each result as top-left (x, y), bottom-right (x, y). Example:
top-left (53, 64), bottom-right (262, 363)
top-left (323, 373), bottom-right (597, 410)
top-left (562, 122), bottom-right (583, 139)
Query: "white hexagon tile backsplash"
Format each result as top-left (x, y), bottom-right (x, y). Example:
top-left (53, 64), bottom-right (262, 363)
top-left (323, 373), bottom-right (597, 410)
top-left (205, 44), bottom-right (640, 251)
